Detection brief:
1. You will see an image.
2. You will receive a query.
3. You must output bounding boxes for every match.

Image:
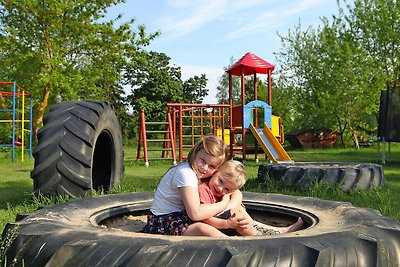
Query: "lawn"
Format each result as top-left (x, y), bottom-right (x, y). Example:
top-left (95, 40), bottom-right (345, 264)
top-left (1, 143), bottom-right (400, 237)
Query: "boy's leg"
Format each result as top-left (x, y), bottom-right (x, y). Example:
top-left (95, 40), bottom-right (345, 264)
top-left (230, 206), bottom-right (258, 236)
top-left (253, 217), bottom-right (304, 234)
top-left (183, 222), bottom-right (227, 237)
top-left (287, 217), bottom-right (304, 232)
top-left (230, 207), bottom-right (304, 236)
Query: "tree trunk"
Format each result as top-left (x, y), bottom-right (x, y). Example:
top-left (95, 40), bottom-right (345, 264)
top-left (349, 124), bottom-right (360, 149)
top-left (336, 115), bottom-right (347, 148)
top-left (33, 25), bottom-right (53, 142)
top-left (34, 88), bottom-right (50, 142)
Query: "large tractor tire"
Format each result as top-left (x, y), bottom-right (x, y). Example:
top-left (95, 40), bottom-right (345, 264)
top-left (258, 162), bottom-right (384, 192)
top-left (31, 101), bottom-right (123, 198)
top-left (3, 192), bottom-right (400, 266)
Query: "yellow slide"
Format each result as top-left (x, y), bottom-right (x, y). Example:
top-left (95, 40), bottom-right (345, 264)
top-left (249, 123), bottom-right (293, 163)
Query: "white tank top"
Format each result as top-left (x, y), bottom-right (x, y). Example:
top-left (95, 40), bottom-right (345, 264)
top-left (150, 162), bottom-right (199, 215)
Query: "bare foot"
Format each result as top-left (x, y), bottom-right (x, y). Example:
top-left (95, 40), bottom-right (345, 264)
top-left (287, 217), bottom-right (304, 232)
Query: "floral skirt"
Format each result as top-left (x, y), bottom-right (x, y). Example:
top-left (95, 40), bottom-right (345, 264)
top-left (142, 211), bottom-right (193, 236)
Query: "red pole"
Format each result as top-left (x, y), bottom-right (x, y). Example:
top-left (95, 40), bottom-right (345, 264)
top-left (241, 67), bottom-right (246, 161)
top-left (229, 74), bottom-right (233, 158)
top-left (254, 73), bottom-right (259, 162)
top-left (268, 69), bottom-right (272, 106)
top-left (163, 106), bottom-right (171, 159)
top-left (167, 112), bottom-right (177, 165)
top-left (140, 109), bottom-right (149, 167)
top-left (221, 106), bottom-right (225, 142)
top-left (179, 105), bottom-right (183, 161)
top-left (212, 107), bottom-right (216, 135)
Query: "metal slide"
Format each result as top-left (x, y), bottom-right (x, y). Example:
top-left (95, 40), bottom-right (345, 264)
top-left (249, 123), bottom-right (293, 163)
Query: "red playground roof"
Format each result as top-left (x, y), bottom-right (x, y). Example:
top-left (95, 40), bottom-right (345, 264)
top-left (227, 52), bottom-right (274, 76)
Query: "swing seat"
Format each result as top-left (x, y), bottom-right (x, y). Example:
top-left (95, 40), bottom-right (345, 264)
top-left (14, 141), bottom-right (22, 146)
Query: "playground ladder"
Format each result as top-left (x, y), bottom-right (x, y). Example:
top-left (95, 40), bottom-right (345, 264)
top-left (137, 109), bottom-right (177, 167)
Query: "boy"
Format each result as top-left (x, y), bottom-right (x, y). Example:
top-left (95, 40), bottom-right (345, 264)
top-left (198, 160), bottom-right (304, 236)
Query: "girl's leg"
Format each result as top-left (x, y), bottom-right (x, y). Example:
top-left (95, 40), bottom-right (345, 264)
top-left (183, 222), bottom-right (227, 237)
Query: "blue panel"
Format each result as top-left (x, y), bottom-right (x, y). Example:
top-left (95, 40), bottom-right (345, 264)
top-left (243, 100), bottom-right (272, 128)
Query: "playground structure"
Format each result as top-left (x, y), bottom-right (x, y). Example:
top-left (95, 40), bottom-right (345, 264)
top-left (137, 52), bottom-right (292, 165)
top-left (0, 81), bottom-right (33, 161)
top-left (168, 103), bottom-right (230, 162)
top-left (137, 108), bottom-right (177, 167)
top-left (138, 103), bottom-right (230, 165)
top-left (378, 83), bottom-right (400, 163)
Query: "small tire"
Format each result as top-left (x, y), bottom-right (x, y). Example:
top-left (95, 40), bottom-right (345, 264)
top-left (3, 192), bottom-right (400, 266)
top-left (258, 162), bottom-right (384, 191)
top-left (31, 101), bottom-right (124, 198)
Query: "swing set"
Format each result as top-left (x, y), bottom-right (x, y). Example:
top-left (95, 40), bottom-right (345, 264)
top-left (137, 103), bottom-right (230, 166)
top-left (0, 81), bottom-right (33, 161)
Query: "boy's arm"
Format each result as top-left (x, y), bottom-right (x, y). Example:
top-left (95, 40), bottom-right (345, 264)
top-left (203, 212), bottom-right (251, 230)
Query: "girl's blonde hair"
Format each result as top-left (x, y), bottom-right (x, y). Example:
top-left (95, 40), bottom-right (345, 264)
top-left (187, 134), bottom-right (228, 174)
top-left (219, 160), bottom-right (247, 189)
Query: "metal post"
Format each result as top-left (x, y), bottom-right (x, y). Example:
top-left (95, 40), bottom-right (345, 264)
top-left (29, 95), bottom-right (33, 158)
top-left (179, 105), bottom-right (183, 161)
top-left (21, 88), bottom-right (25, 161)
top-left (11, 81), bottom-right (16, 162)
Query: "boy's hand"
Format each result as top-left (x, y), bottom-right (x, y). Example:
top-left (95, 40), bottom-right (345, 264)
top-left (227, 209), bottom-right (250, 229)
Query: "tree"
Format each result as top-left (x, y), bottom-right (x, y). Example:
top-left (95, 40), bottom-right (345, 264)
top-left (274, 0), bottom-right (391, 148)
top-left (182, 74), bottom-right (208, 104)
top-left (341, 0), bottom-right (400, 87)
top-left (0, 0), bottom-right (158, 140)
top-left (216, 57), bottom-right (241, 104)
top-left (125, 51), bottom-right (208, 123)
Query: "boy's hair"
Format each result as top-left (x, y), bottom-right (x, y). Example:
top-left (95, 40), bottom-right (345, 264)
top-left (187, 134), bottom-right (228, 171)
top-left (220, 160), bottom-right (247, 189)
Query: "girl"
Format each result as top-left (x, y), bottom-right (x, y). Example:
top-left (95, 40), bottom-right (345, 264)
top-left (142, 134), bottom-right (246, 236)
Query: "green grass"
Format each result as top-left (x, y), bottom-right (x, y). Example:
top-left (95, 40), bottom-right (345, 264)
top-left (1, 143), bottom-right (400, 238)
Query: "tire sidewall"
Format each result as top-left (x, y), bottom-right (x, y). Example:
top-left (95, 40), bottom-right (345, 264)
top-left (93, 106), bottom-right (124, 188)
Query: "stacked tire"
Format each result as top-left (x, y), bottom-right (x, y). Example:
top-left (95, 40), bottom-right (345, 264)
top-left (258, 162), bottom-right (384, 191)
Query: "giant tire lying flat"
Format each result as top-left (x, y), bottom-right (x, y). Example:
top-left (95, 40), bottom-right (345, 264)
top-left (31, 101), bottom-right (124, 198)
top-left (258, 162), bottom-right (384, 192)
top-left (3, 192), bottom-right (400, 266)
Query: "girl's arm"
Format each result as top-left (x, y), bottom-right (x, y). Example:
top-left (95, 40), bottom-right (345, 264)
top-left (224, 189), bottom-right (243, 211)
top-left (181, 186), bottom-right (230, 221)
top-left (203, 216), bottom-right (230, 229)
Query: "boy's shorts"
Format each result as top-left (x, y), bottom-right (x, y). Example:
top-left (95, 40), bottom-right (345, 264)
top-left (217, 209), bottom-right (232, 220)
top-left (142, 211), bottom-right (193, 236)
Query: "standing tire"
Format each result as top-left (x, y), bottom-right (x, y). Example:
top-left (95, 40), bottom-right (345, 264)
top-left (31, 101), bottom-right (124, 198)
top-left (258, 162), bottom-right (384, 191)
top-left (3, 192), bottom-right (400, 266)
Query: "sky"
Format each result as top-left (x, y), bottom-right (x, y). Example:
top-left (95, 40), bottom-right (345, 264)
top-left (106, 0), bottom-right (340, 103)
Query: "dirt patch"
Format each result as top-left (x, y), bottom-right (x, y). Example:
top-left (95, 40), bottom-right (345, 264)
top-left (250, 210), bottom-right (295, 227)
top-left (102, 214), bottom-right (148, 232)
